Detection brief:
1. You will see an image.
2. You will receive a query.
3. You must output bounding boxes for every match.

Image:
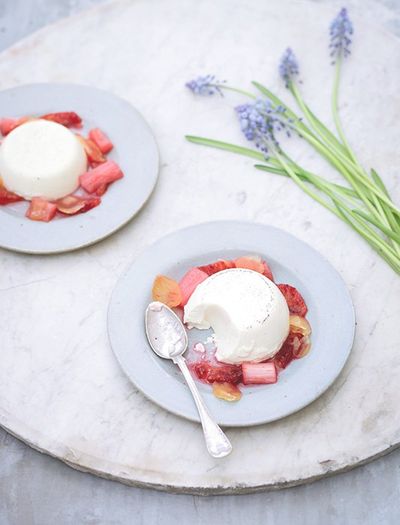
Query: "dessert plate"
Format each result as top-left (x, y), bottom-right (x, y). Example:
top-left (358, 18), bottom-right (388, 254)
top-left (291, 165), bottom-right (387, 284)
top-left (108, 221), bottom-right (355, 427)
top-left (0, 83), bottom-right (159, 254)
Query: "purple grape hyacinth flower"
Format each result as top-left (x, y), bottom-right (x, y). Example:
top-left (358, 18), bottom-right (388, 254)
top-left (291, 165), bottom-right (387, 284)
top-left (329, 7), bottom-right (353, 61)
top-left (185, 75), bottom-right (225, 96)
top-left (235, 99), bottom-right (291, 156)
top-left (279, 48), bottom-right (299, 88)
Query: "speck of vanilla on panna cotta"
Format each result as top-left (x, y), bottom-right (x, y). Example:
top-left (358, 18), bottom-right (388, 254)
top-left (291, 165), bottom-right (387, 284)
top-left (184, 268), bottom-right (290, 364)
top-left (0, 119), bottom-right (87, 200)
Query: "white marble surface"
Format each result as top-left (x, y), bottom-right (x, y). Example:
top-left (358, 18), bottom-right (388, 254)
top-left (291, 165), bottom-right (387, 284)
top-left (0, 0), bottom-right (400, 497)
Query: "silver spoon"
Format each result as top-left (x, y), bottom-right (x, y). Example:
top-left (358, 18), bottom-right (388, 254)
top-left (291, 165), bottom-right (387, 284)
top-left (145, 301), bottom-right (232, 458)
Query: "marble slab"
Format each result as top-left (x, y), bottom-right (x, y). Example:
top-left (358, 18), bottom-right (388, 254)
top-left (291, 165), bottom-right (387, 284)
top-left (0, 0), bottom-right (399, 494)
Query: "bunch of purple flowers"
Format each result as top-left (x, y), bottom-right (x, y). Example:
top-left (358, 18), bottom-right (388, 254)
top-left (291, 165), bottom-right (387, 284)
top-left (185, 7), bottom-right (400, 274)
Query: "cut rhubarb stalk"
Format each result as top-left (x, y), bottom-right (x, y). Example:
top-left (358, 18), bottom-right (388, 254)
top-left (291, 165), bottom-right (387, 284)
top-left (152, 275), bottom-right (182, 308)
top-left (26, 198), bottom-right (57, 222)
top-left (289, 315), bottom-right (311, 336)
top-left (88, 128), bottom-right (113, 154)
top-left (234, 255), bottom-right (265, 274)
top-left (79, 160), bottom-right (123, 193)
top-left (242, 362), bottom-right (277, 385)
top-left (41, 112), bottom-right (82, 128)
top-left (198, 259), bottom-right (235, 275)
top-left (76, 135), bottom-right (106, 166)
top-left (213, 382), bottom-right (242, 402)
top-left (0, 117), bottom-right (30, 136)
top-left (179, 267), bottom-right (209, 306)
top-left (261, 260), bottom-right (274, 281)
top-left (277, 283), bottom-right (308, 316)
top-left (55, 195), bottom-right (101, 215)
top-left (94, 183), bottom-right (108, 196)
top-left (234, 255), bottom-right (274, 281)
top-left (191, 360), bottom-right (243, 385)
top-left (0, 180), bottom-right (23, 204)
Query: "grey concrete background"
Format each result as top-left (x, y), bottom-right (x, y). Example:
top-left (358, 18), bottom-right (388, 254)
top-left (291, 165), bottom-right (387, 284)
top-left (0, 1), bottom-right (400, 524)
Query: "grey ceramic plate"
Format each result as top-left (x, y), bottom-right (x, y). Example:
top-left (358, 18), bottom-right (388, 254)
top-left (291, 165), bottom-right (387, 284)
top-left (108, 221), bottom-right (355, 427)
top-left (0, 83), bottom-right (159, 254)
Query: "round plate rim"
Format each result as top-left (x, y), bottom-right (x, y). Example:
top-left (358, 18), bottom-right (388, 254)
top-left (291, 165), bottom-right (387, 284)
top-left (0, 82), bottom-right (159, 254)
top-left (107, 220), bottom-right (356, 427)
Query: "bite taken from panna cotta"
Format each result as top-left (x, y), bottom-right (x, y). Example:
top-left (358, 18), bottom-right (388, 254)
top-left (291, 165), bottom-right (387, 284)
top-left (184, 268), bottom-right (290, 364)
top-left (0, 119), bottom-right (87, 200)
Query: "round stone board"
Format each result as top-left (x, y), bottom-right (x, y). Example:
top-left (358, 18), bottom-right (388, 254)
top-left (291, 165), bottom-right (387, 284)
top-left (0, 0), bottom-right (399, 494)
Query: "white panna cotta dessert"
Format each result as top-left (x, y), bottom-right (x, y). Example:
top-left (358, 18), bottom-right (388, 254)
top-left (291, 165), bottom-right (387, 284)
top-left (184, 268), bottom-right (290, 364)
top-left (0, 119), bottom-right (87, 200)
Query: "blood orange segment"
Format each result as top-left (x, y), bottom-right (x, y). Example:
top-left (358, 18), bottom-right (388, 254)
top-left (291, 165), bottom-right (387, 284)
top-left (179, 267), bottom-right (208, 306)
top-left (289, 315), bottom-right (311, 336)
top-left (293, 336), bottom-right (311, 359)
top-left (191, 360), bottom-right (243, 385)
top-left (88, 128), bottom-right (113, 154)
top-left (26, 198), bottom-right (57, 222)
top-left (198, 259), bottom-right (235, 276)
top-left (152, 275), bottom-right (182, 308)
top-left (273, 332), bottom-right (303, 369)
top-left (242, 362), bottom-right (277, 385)
top-left (76, 134), bottom-right (106, 166)
top-left (213, 382), bottom-right (242, 402)
top-left (79, 160), bottom-right (124, 193)
top-left (277, 283), bottom-right (308, 316)
top-left (55, 195), bottom-right (101, 215)
top-left (41, 111), bottom-right (82, 128)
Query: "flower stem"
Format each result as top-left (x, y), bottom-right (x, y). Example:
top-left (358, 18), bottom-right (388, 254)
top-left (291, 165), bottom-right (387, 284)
top-left (219, 85), bottom-right (257, 99)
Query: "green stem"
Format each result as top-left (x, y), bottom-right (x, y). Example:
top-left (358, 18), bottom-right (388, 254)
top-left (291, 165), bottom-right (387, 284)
top-left (220, 85), bottom-right (257, 99)
top-left (290, 82), bottom-right (348, 157)
top-left (331, 58), bottom-right (357, 164)
top-left (185, 136), bottom-right (265, 161)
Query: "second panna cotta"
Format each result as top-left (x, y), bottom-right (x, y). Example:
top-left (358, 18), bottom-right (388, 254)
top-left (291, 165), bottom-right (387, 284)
top-left (0, 119), bottom-right (87, 200)
top-left (184, 268), bottom-right (290, 364)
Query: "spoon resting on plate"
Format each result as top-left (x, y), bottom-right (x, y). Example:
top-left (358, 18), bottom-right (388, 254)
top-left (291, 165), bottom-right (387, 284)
top-left (145, 301), bottom-right (232, 459)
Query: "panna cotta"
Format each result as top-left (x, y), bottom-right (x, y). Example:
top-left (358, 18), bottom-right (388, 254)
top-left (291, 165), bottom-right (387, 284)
top-left (184, 268), bottom-right (290, 364)
top-left (0, 119), bottom-right (87, 200)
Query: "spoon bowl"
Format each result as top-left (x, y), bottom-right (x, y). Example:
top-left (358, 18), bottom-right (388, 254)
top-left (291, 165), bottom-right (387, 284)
top-left (145, 301), bottom-right (232, 458)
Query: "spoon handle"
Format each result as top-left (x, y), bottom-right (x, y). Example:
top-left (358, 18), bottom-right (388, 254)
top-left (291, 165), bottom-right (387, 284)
top-left (173, 354), bottom-right (232, 458)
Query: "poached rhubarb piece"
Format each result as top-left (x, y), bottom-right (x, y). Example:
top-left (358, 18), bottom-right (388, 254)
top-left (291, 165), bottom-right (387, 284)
top-left (79, 160), bottom-right (123, 193)
top-left (88, 128), bottom-right (113, 154)
top-left (0, 180), bottom-right (23, 204)
top-left (277, 283), bottom-right (308, 316)
top-left (213, 382), bottom-right (242, 402)
top-left (234, 255), bottom-right (274, 281)
top-left (55, 195), bottom-right (101, 215)
top-left (289, 315), bottom-right (311, 336)
top-left (0, 117), bottom-right (30, 136)
top-left (191, 360), bottom-right (243, 385)
top-left (242, 362), bottom-right (277, 385)
top-left (273, 331), bottom-right (310, 369)
top-left (76, 135), bottom-right (106, 166)
top-left (179, 267), bottom-right (208, 306)
top-left (152, 275), bottom-right (182, 308)
top-left (26, 198), bottom-right (57, 222)
top-left (234, 255), bottom-right (265, 274)
top-left (41, 112), bottom-right (82, 128)
top-left (198, 259), bottom-right (236, 276)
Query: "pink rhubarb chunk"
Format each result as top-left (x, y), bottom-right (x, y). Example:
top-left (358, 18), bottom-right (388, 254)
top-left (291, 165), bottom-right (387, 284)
top-left (242, 362), bottom-right (277, 385)
top-left (179, 267), bottom-right (208, 306)
top-left (88, 128), bottom-right (114, 154)
top-left (79, 160), bottom-right (123, 193)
